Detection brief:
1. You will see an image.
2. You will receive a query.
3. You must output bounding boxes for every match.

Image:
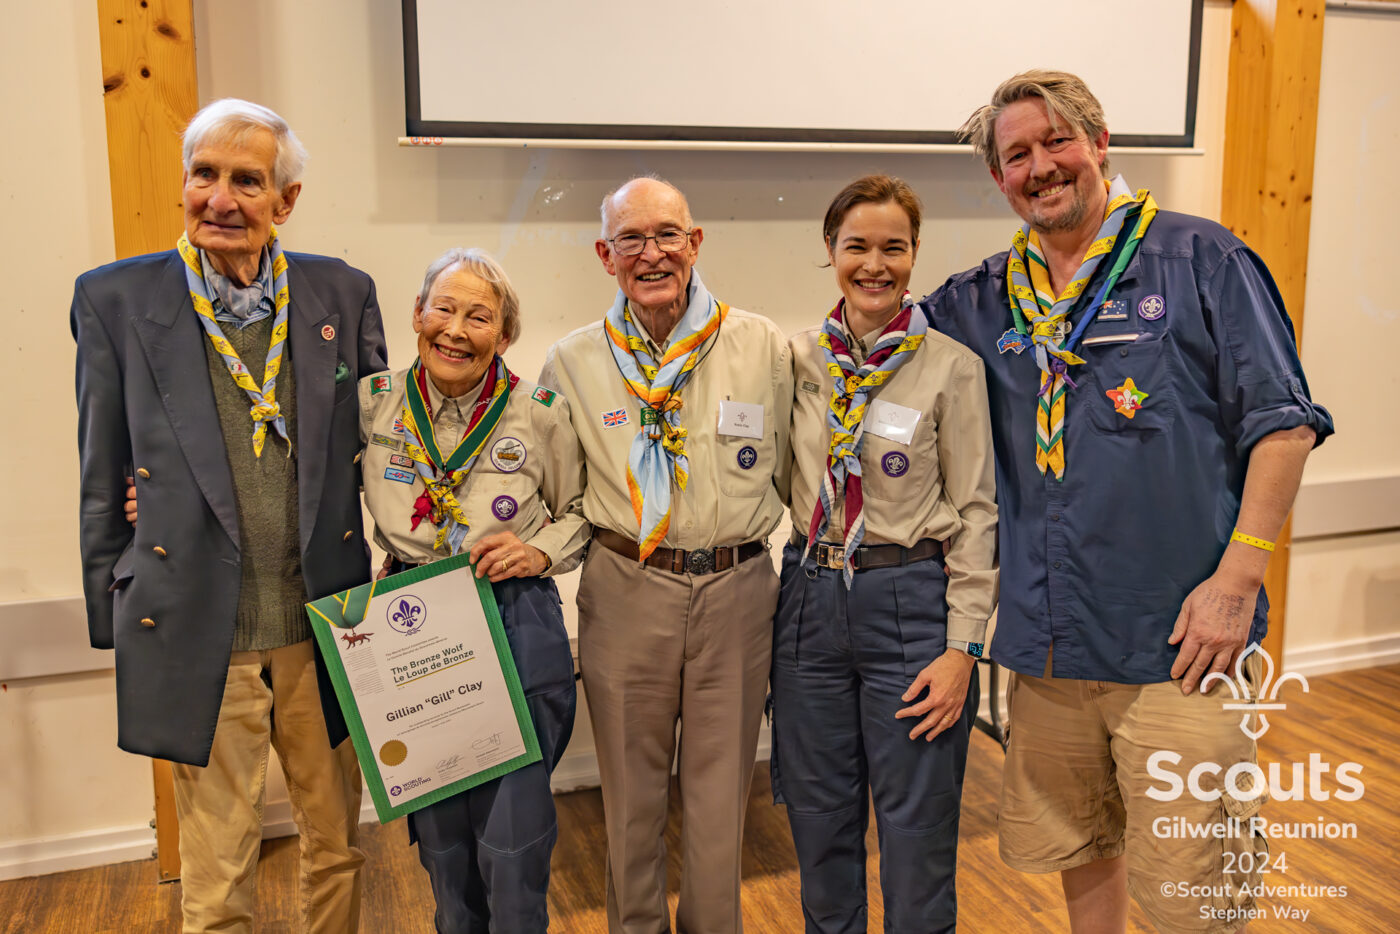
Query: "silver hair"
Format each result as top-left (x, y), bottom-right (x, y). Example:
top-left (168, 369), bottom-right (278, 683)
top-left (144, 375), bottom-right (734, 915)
top-left (414, 247), bottom-right (522, 344)
top-left (182, 98), bottom-right (308, 190)
top-left (598, 174), bottom-right (694, 238)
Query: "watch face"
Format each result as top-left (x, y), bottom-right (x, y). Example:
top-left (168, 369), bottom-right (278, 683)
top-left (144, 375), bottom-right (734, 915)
top-left (967, 642), bottom-right (985, 658)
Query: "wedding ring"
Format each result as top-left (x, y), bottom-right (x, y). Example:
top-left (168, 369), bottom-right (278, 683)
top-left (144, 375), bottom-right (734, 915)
top-left (501, 556), bottom-right (511, 572)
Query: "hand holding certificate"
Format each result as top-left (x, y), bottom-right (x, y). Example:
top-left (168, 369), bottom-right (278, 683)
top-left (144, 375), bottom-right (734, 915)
top-left (306, 552), bottom-right (540, 822)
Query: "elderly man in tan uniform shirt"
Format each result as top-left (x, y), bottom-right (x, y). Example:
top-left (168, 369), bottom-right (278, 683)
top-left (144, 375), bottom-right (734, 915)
top-left (539, 177), bottom-right (792, 934)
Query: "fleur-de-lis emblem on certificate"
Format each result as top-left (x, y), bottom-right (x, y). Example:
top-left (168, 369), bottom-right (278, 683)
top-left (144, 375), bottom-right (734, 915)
top-left (1201, 641), bottom-right (1309, 740)
top-left (387, 594), bottom-right (427, 634)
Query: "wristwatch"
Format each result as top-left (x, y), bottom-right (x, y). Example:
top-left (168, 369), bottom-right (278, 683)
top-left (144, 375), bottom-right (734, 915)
top-left (947, 639), bottom-right (984, 659)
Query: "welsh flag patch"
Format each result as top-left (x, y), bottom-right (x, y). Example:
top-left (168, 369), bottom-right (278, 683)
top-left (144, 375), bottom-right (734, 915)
top-left (370, 374), bottom-right (392, 395)
top-left (531, 386), bottom-right (556, 407)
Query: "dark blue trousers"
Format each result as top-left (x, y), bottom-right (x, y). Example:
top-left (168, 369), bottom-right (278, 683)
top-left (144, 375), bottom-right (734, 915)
top-left (770, 542), bottom-right (977, 934)
top-left (406, 576), bottom-right (576, 934)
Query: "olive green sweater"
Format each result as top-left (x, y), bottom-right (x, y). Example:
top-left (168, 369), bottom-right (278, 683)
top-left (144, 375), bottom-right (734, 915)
top-left (204, 317), bottom-right (311, 651)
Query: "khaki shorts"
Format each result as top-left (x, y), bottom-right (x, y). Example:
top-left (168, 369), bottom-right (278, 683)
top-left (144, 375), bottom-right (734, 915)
top-left (999, 655), bottom-right (1266, 933)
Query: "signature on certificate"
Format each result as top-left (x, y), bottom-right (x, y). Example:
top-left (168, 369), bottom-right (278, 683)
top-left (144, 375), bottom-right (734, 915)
top-left (436, 755), bottom-right (462, 771)
top-left (472, 732), bottom-right (503, 751)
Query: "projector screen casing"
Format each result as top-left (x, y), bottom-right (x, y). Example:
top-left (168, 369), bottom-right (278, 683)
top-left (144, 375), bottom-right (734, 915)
top-left (403, 0), bottom-right (1204, 149)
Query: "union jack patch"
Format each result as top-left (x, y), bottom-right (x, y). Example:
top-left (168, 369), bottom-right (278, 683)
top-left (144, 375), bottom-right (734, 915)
top-left (601, 408), bottom-right (629, 429)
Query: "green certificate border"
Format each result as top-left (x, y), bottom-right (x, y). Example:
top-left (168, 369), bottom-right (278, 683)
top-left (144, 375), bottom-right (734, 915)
top-left (306, 553), bottom-right (541, 823)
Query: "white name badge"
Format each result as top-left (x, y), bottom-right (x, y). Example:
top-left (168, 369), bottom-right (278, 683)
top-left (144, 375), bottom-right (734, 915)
top-left (717, 400), bottom-right (764, 439)
top-left (864, 398), bottom-right (922, 445)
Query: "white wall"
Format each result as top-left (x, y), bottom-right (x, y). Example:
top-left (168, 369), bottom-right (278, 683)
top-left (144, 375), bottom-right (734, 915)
top-left (0, 0), bottom-right (154, 875)
top-left (2, 0), bottom-right (1393, 880)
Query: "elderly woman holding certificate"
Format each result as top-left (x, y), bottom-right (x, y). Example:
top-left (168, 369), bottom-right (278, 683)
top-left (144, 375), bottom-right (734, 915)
top-left (771, 175), bottom-right (998, 933)
top-left (358, 247), bottom-right (586, 934)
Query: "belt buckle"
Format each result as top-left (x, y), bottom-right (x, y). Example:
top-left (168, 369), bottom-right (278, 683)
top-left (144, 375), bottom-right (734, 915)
top-left (817, 543), bottom-right (844, 570)
top-left (686, 548), bottom-right (715, 575)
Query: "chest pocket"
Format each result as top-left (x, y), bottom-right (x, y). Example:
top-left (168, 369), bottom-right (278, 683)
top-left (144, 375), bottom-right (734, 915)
top-left (861, 408), bottom-right (938, 501)
top-left (717, 403), bottom-right (774, 497)
top-left (460, 459), bottom-right (540, 531)
top-left (1081, 330), bottom-right (1177, 434)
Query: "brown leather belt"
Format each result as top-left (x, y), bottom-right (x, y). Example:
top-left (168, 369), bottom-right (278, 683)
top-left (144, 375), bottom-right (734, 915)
top-left (593, 528), bottom-right (766, 576)
top-left (791, 531), bottom-right (942, 571)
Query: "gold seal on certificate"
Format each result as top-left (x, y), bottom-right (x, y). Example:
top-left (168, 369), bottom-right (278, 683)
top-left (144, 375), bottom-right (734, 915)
top-left (306, 552), bottom-right (540, 822)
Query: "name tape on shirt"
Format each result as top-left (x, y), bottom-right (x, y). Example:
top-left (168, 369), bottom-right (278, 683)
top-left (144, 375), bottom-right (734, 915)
top-left (717, 400), bottom-right (764, 439)
top-left (864, 398), bottom-right (921, 446)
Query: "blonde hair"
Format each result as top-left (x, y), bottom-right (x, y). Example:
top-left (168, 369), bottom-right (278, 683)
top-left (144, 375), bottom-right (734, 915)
top-left (959, 69), bottom-right (1109, 175)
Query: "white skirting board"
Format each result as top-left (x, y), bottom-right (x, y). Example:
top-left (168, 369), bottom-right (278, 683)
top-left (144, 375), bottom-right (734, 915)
top-left (1284, 634), bottom-right (1400, 677)
top-left (0, 824), bottom-right (156, 883)
top-left (4, 636), bottom-right (1398, 883)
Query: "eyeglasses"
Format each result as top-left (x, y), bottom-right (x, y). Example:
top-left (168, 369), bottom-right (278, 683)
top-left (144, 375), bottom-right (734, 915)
top-left (606, 229), bottom-right (693, 256)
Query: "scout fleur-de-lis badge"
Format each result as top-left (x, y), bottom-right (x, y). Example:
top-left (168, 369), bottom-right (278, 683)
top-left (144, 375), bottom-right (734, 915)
top-left (1201, 642), bottom-right (1309, 740)
top-left (1106, 377), bottom-right (1149, 418)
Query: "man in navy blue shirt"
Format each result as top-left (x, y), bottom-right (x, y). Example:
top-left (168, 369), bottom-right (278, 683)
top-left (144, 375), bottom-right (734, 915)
top-left (925, 70), bottom-right (1332, 933)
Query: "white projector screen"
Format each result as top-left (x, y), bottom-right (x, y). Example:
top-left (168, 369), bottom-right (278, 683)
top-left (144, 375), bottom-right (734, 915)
top-left (403, 0), bottom-right (1203, 148)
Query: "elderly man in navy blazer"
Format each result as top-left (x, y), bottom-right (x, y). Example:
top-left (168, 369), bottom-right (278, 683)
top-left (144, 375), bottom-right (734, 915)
top-left (72, 99), bottom-right (386, 933)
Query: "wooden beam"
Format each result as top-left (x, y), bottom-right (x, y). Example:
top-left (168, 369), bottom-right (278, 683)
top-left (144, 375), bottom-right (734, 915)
top-left (97, 0), bottom-right (197, 258)
top-left (1220, 0), bottom-right (1326, 667)
top-left (96, 0), bottom-right (198, 883)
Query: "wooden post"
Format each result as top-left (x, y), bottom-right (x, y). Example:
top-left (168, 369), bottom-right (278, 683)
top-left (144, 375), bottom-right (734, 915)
top-left (1219, 0), bottom-right (1326, 668)
top-left (96, 0), bottom-right (197, 883)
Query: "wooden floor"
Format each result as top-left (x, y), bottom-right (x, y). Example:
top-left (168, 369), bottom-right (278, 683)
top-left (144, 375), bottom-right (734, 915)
top-left (3, 664), bottom-right (1397, 933)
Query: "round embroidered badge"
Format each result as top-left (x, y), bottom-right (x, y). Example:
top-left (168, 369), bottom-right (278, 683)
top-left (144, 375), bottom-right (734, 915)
top-left (490, 436), bottom-right (527, 472)
top-left (881, 451), bottom-right (909, 478)
top-left (737, 445), bottom-right (758, 470)
top-left (1138, 294), bottom-right (1166, 320)
top-left (491, 495), bottom-right (518, 521)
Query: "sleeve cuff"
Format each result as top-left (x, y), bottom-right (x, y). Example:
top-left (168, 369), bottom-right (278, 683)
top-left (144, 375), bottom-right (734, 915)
top-left (947, 613), bottom-right (989, 647)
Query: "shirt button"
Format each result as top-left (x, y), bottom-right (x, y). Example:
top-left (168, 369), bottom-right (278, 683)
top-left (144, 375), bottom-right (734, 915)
top-left (1053, 560), bottom-right (1062, 569)
top-left (1119, 348), bottom-right (1129, 357)
top-left (1050, 513), bottom-right (1061, 522)
top-left (136, 467), bottom-right (151, 479)
top-left (140, 617), bottom-right (156, 628)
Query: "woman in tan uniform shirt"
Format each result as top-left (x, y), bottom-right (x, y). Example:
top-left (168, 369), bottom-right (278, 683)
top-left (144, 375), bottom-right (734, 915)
top-left (771, 175), bottom-right (998, 933)
top-left (358, 248), bottom-right (587, 933)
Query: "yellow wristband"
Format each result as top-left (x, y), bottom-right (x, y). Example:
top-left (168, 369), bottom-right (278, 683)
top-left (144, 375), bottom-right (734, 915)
top-left (1231, 529), bottom-right (1276, 552)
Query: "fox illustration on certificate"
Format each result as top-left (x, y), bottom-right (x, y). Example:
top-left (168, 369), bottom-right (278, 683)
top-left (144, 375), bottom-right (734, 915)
top-left (306, 552), bottom-right (540, 822)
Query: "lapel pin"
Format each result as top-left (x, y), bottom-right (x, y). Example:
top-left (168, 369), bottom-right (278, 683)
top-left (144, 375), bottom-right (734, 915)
top-left (321, 324), bottom-right (336, 341)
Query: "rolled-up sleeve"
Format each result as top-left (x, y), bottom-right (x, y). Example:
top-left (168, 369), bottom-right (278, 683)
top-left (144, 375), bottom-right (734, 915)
top-left (1209, 247), bottom-right (1334, 457)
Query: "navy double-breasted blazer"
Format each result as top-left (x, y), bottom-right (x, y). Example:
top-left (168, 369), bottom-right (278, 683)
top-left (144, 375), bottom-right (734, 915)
top-left (72, 249), bottom-right (388, 765)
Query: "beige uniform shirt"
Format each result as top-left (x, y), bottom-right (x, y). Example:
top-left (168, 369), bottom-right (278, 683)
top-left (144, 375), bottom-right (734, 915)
top-left (788, 321), bottom-right (998, 643)
top-left (539, 304), bottom-right (793, 550)
top-left (358, 366), bottom-right (588, 573)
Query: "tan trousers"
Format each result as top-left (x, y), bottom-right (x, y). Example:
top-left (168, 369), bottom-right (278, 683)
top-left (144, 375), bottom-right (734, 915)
top-left (171, 639), bottom-right (365, 933)
top-left (577, 543), bottom-right (778, 934)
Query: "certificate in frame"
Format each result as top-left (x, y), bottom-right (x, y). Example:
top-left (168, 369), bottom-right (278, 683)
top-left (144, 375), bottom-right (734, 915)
top-left (306, 552), bottom-right (541, 822)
